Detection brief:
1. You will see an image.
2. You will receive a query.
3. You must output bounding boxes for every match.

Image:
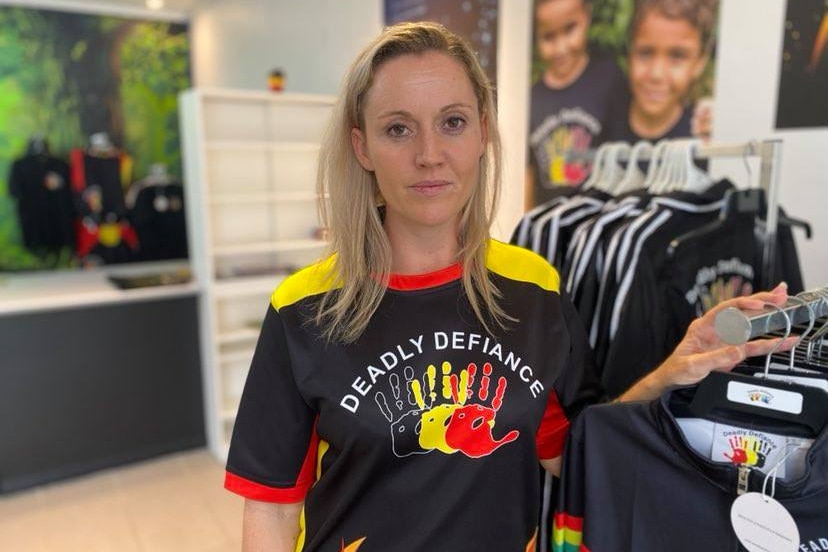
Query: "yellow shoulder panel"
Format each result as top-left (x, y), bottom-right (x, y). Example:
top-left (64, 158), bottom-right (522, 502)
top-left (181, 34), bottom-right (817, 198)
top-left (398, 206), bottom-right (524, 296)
top-left (486, 239), bottom-right (560, 293)
top-left (271, 255), bottom-right (341, 311)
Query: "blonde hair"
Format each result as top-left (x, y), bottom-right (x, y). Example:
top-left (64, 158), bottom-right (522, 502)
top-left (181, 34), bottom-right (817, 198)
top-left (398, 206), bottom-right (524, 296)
top-left (315, 21), bottom-right (507, 344)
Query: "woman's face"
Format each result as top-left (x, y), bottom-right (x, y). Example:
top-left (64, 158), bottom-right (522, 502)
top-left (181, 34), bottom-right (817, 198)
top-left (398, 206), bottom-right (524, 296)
top-left (351, 51), bottom-right (486, 240)
top-left (628, 10), bottom-right (707, 123)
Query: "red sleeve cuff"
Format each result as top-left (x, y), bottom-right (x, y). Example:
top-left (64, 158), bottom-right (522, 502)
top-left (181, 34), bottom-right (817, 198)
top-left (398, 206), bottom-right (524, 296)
top-left (225, 418), bottom-right (320, 503)
top-left (224, 471), bottom-right (310, 503)
top-left (535, 391), bottom-right (571, 459)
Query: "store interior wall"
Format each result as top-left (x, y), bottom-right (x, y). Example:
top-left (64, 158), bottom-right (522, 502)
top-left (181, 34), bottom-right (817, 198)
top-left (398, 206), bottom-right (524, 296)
top-left (191, 0), bottom-right (383, 95)
top-left (711, 0), bottom-right (826, 289)
top-left (189, 0), bottom-right (826, 289)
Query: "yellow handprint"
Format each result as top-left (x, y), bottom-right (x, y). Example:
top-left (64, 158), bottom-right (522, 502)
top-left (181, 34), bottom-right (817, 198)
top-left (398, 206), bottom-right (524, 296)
top-left (412, 361), bottom-right (469, 454)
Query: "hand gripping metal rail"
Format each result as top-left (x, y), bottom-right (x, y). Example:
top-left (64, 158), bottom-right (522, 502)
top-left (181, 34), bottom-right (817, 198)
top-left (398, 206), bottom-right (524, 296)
top-left (714, 287), bottom-right (828, 345)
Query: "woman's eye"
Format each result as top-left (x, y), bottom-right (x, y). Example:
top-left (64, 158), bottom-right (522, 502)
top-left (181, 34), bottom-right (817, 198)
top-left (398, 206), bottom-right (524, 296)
top-left (443, 116), bottom-right (467, 132)
top-left (386, 123), bottom-right (410, 138)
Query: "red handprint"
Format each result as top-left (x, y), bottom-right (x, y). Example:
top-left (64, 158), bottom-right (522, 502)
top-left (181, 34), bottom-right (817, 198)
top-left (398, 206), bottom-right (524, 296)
top-left (444, 362), bottom-right (519, 458)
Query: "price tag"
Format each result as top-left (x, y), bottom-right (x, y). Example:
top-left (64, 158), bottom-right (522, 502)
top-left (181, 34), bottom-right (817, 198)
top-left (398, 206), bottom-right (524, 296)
top-left (731, 492), bottom-right (799, 552)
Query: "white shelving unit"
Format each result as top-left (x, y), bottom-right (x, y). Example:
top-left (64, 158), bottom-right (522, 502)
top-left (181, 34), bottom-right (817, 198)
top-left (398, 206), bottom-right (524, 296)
top-left (179, 88), bottom-right (334, 459)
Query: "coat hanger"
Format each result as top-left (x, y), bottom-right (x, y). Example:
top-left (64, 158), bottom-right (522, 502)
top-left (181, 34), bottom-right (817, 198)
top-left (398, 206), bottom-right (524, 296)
top-left (689, 301), bottom-right (828, 435)
top-left (641, 140), bottom-right (668, 190)
top-left (595, 142), bottom-right (630, 193)
top-left (581, 143), bottom-right (611, 191)
top-left (649, 140), bottom-right (680, 194)
top-left (613, 140), bottom-right (652, 196)
top-left (676, 139), bottom-right (713, 194)
top-left (146, 163), bottom-right (172, 185)
top-left (803, 289), bottom-right (828, 364)
top-left (27, 133), bottom-right (50, 156)
top-left (88, 132), bottom-right (116, 156)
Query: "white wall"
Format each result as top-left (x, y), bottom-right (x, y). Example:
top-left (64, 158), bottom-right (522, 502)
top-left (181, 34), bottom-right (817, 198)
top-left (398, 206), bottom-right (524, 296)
top-left (191, 0), bottom-right (383, 95)
top-left (712, 0), bottom-right (827, 288)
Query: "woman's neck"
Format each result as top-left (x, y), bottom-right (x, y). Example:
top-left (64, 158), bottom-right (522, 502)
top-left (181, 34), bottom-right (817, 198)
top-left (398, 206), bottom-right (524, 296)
top-left (385, 225), bottom-right (461, 275)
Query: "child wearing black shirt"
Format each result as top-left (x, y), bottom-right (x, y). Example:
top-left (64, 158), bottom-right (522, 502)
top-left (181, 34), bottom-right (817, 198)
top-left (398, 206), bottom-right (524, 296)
top-left (526, 0), bottom-right (628, 207)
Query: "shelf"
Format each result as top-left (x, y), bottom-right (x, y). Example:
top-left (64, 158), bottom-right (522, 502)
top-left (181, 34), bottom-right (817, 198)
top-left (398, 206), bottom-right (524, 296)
top-left (205, 141), bottom-right (320, 152)
top-left (197, 88), bottom-right (337, 105)
top-left (218, 328), bottom-right (260, 345)
top-left (209, 191), bottom-right (317, 204)
top-left (0, 267), bottom-right (198, 316)
top-left (214, 274), bottom-right (286, 298)
top-left (219, 349), bottom-right (254, 364)
top-left (181, 87), bottom-right (334, 462)
top-left (212, 239), bottom-right (327, 257)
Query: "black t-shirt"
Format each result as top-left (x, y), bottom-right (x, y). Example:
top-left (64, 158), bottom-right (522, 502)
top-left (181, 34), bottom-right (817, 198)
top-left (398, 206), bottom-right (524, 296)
top-left (528, 57), bottom-right (628, 203)
top-left (604, 105), bottom-right (693, 144)
top-left (130, 183), bottom-right (188, 261)
top-left (556, 386), bottom-right (828, 551)
top-left (8, 154), bottom-right (75, 252)
top-left (225, 240), bottom-right (604, 551)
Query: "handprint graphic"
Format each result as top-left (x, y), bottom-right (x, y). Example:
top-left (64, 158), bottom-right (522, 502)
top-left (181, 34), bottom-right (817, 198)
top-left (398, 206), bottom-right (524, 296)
top-left (375, 360), bottom-right (520, 459)
top-left (724, 435), bottom-right (770, 468)
top-left (374, 366), bottom-right (431, 457)
top-left (411, 361), bottom-right (466, 454)
top-left (443, 362), bottom-right (519, 458)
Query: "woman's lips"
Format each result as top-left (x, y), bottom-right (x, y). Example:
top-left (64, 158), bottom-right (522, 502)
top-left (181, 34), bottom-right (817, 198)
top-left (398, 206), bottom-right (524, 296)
top-left (410, 180), bottom-right (451, 196)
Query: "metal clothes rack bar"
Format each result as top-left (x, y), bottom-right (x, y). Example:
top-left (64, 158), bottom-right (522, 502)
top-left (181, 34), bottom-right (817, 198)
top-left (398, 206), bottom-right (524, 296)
top-left (715, 286), bottom-right (828, 345)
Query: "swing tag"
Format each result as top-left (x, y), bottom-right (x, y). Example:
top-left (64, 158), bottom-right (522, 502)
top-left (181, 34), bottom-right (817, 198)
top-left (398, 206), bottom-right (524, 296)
top-left (730, 492), bottom-right (799, 552)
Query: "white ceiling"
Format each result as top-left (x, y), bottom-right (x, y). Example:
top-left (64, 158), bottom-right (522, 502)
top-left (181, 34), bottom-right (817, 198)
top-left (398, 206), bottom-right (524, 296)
top-left (90, 0), bottom-right (200, 11)
top-left (5, 0), bottom-right (206, 17)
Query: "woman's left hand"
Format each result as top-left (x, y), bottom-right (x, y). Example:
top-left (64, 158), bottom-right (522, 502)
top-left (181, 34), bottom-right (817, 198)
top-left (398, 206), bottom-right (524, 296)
top-left (619, 282), bottom-right (798, 402)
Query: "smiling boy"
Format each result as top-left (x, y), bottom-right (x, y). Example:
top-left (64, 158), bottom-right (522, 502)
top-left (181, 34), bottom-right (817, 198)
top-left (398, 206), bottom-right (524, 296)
top-left (608, 0), bottom-right (717, 142)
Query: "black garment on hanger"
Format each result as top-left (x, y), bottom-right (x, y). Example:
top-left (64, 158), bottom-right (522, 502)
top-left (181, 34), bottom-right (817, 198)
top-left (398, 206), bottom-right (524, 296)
top-left (594, 181), bottom-right (738, 394)
top-left (8, 153), bottom-right (75, 252)
top-left (555, 386), bottom-right (828, 551)
top-left (77, 153), bottom-right (127, 217)
top-left (130, 182), bottom-right (188, 261)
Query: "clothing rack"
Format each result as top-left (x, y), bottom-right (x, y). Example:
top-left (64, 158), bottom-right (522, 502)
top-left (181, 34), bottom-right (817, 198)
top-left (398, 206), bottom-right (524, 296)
top-left (573, 139), bottom-right (784, 288)
top-left (699, 140), bottom-right (783, 289)
top-left (715, 286), bottom-right (828, 345)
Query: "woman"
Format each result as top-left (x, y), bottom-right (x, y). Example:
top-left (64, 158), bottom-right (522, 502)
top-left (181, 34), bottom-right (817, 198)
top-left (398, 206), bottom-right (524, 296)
top-left (225, 21), bottom-right (791, 551)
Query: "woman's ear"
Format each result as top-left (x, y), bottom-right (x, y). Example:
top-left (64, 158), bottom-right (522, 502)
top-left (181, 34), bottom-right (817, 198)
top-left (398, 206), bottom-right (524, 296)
top-left (351, 127), bottom-right (374, 171)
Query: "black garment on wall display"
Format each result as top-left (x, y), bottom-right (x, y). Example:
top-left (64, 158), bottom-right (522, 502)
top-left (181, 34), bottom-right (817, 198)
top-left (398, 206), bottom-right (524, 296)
top-left (130, 183), bottom-right (188, 261)
top-left (8, 154), bottom-right (75, 252)
top-left (70, 149), bottom-right (138, 264)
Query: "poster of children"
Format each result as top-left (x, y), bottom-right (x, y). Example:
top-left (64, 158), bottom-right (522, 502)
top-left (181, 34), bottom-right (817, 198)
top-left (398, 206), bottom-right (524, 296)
top-left (527, 0), bottom-right (719, 207)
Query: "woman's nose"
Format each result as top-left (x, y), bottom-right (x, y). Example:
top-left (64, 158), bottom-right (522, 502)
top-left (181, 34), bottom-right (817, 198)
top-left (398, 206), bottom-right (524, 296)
top-left (415, 130), bottom-right (444, 167)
